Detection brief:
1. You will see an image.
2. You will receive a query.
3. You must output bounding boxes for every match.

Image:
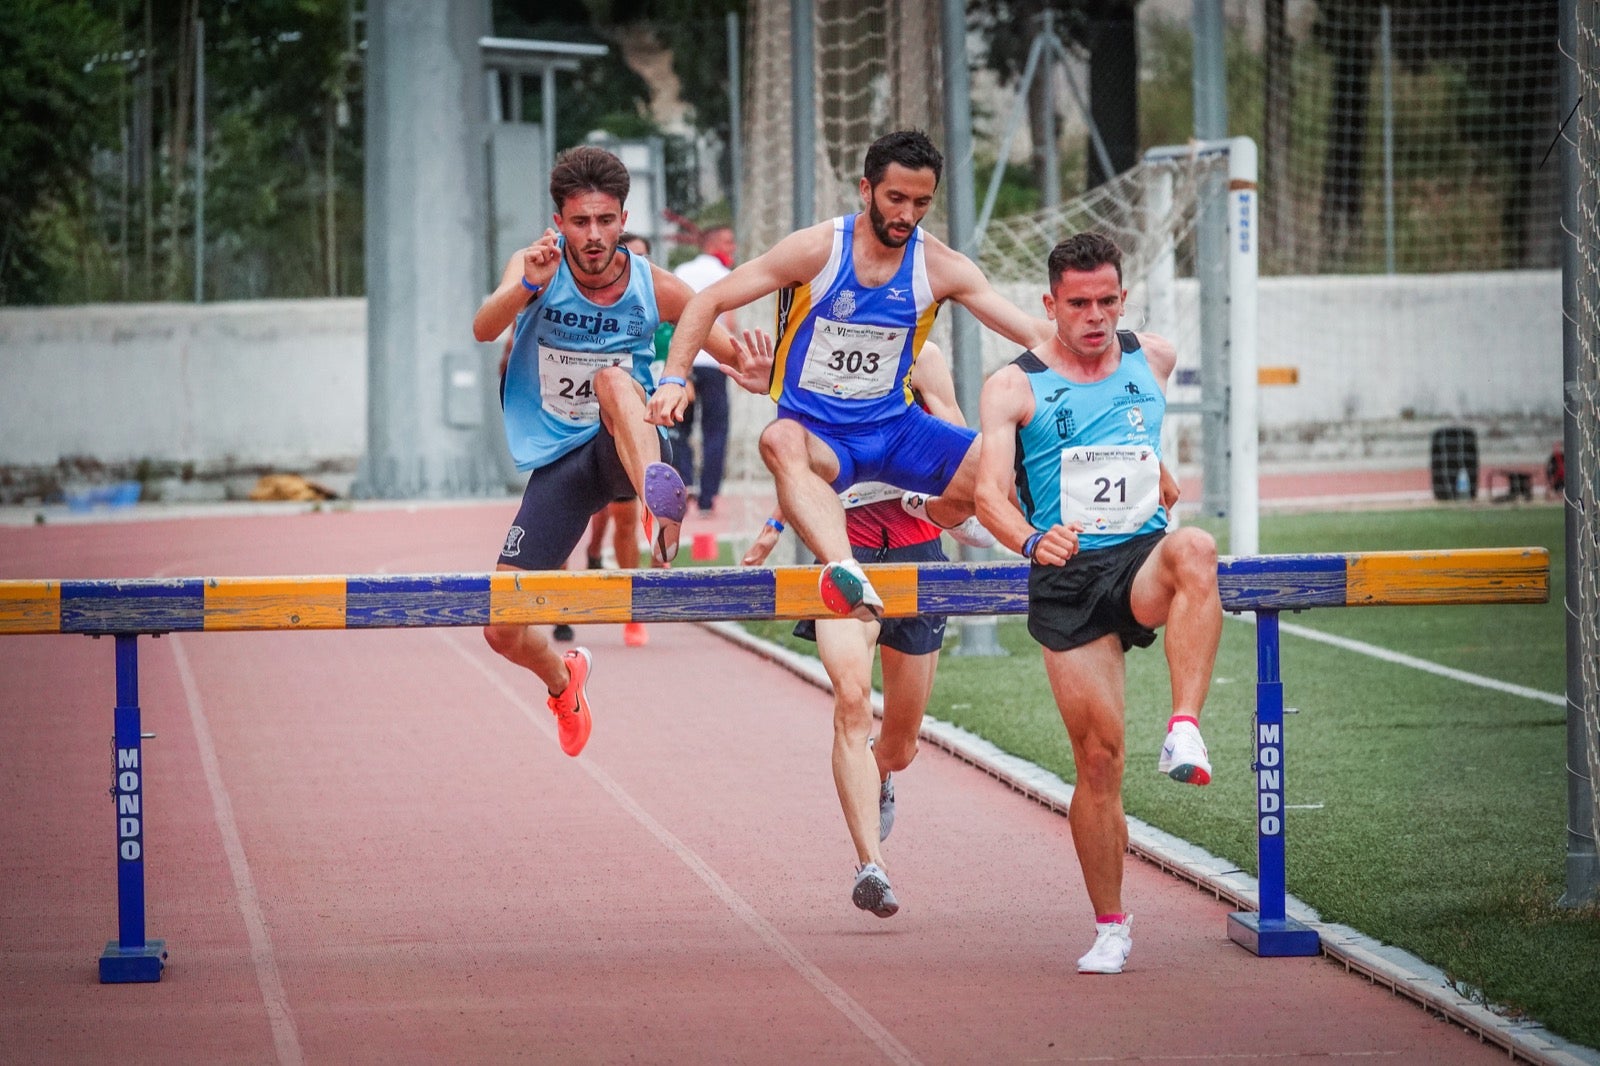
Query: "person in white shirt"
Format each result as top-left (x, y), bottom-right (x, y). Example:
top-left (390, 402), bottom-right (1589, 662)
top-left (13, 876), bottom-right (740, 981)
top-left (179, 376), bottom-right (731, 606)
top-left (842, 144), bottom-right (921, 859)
top-left (671, 225), bottom-right (739, 512)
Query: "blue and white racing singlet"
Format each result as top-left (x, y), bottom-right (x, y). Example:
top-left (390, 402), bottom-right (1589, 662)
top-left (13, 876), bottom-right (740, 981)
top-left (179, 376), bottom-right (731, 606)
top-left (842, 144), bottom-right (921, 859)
top-left (768, 214), bottom-right (941, 425)
top-left (501, 248), bottom-right (658, 471)
top-left (1014, 330), bottom-right (1168, 551)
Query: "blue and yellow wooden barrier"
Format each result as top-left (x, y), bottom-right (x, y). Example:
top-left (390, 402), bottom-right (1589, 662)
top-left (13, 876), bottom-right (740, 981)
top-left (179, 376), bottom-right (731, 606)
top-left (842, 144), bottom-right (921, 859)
top-left (0, 547), bottom-right (1550, 981)
top-left (0, 548), bottom-right (1551, 636)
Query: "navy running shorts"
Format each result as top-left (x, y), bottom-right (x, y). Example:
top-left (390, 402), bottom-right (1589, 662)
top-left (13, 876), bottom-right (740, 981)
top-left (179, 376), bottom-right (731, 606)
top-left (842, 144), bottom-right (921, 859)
top-left (793, 537), bottom-right (948, 656)
top-left (498, 430), bottom-right (668, 571)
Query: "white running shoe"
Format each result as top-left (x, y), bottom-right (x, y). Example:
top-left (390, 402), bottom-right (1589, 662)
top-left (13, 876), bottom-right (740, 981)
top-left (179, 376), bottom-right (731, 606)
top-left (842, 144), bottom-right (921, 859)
top-left (900, 492), bottom-right (996, 548)
top-left (947, 515), bottom-right (997, 548)
top-left (878, 772), bottom-right (895, 842)
top-left (1157, 720), bottom-right (1212, 785)
top-left (851, 862), bottom-right (900, 918)
top-left (1076, 916), bottom-right (1133, 974)
top-left (818, 558), bottom-right (884, 621)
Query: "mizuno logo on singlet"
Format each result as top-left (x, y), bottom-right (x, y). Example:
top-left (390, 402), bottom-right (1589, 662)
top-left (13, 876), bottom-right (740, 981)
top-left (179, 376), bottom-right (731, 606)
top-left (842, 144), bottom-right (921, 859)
top-left (540, 306), bottom-right (622, 333)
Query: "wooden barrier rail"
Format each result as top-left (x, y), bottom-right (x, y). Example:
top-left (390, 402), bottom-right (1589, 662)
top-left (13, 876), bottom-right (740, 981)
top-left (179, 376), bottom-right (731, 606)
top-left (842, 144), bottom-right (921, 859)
top-left (0, 547), bottom-right (1550, 981)
top-left (0, 548), bottom-right (1552, 636)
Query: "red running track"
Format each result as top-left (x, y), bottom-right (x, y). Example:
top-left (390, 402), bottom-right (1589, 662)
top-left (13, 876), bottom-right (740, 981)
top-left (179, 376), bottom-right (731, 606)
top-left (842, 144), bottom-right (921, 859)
top-left (0, 502), bottom-right (1513, 1063)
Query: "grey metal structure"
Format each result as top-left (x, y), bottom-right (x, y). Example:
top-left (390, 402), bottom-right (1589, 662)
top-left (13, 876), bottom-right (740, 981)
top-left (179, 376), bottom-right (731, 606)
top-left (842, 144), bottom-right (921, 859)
top-left (942, 0), bottom-right (1004, 658)
top-left (1559, 0), bottom-right (1598, 907)
top-left (194, 18), bottom-right (205, 303)
top-left (1191, 0), bottom-right (1231, 524)
top-left (727, 12), bottom-right (743, 228)
top-left (363, 7), bottom-right (613, 500)
top-left (362, 0), bottom-right (499, 498)
top-left (790, 0), bottom-right (815, 229)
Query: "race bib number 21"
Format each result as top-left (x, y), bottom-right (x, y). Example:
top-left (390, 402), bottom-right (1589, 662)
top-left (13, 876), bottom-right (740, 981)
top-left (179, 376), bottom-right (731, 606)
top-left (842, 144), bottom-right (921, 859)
top-left (1059, 445), bottom-right (1160, 535)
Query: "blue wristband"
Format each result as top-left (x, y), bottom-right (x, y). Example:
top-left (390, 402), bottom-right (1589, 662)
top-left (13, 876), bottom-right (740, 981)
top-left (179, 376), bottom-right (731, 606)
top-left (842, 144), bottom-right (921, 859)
top-left (1022, 532), bottom-right (1044, 560)
top-left (519, 277), bottom-right (542, 295)
top-left (765, 517), bottom-right (785, 533)
top-left (659, 375), bottom-right (688, 388)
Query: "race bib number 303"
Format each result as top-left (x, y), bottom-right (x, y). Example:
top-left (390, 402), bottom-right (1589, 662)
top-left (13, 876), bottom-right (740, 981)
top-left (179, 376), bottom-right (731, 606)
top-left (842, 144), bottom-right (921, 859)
top-left (539, 345), bottom-right (625, 423)
top-left (797, 318), bottom-right (905, 400)
top-left (1060, 445), bottom-right (1161, 535)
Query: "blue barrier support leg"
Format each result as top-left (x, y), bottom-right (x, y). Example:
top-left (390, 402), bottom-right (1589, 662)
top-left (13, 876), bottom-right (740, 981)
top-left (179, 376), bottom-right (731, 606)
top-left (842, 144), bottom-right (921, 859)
top-left (99, 634), bottom-right (166, 982)
top-left (1228, 610), bottom-right (1320, 957)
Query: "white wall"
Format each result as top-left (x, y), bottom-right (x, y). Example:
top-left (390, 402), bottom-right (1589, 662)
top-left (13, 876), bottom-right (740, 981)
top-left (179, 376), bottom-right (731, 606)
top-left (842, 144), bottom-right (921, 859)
top-left (989, 269), bottom-right (1562, 426)
top-left (0, 270), bottom-right (1564, 491)
top-left (0, 299), bottom-right (365, 469)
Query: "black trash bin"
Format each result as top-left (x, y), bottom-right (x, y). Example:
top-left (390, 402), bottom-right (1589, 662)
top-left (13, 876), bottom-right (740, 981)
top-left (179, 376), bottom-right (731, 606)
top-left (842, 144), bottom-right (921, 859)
top-left (1430, 426), bottom-right (1478, 500)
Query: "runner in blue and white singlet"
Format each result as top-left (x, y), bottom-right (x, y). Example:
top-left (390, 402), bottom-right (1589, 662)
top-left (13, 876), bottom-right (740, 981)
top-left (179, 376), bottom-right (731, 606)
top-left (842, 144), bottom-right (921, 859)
top-left (974, 231), bottom-right (1223, 975)
top-left (501, 241), bottom-right (659, 472)
top-left (1011, 329), bottom-right (1169, 552)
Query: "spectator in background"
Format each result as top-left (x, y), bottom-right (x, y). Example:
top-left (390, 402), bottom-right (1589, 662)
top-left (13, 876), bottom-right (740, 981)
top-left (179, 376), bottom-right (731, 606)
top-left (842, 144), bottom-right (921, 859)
top-left (672, 225), bottom-right (739, 513)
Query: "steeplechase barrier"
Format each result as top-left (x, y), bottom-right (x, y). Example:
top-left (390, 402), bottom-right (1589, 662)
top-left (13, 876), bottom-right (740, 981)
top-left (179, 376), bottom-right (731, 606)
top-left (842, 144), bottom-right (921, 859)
top-left (0, 547), bottom-right (1549, 981)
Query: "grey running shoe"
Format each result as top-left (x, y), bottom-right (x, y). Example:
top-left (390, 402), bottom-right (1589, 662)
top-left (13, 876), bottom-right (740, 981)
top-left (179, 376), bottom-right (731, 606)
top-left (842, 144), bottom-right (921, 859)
top-left (851, 862), bottom-right (900, 918)
top-left (878, 773), bottom-right (896, 842)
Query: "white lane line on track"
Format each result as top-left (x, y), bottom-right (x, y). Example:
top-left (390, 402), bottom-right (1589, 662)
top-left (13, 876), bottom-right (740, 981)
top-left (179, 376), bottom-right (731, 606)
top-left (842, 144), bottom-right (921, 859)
top-left (169, 635), bottom-right (305, 1066)
top-left (439, 631), bottom-right (922, 1066)
top-left (1229, 613), bottom-right (1564, 706)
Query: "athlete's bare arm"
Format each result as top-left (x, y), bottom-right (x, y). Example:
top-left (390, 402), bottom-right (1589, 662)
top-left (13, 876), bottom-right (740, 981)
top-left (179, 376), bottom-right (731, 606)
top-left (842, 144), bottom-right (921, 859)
top-left (1136, 331), bottom-right (1178, 388)
top-left (922, 237), bottom-right (1055, 353)
top-left (907, 341), bottom-right (964, 425)
top-left (473, 229), bottom-right (561, 342)
top-left (976, 366), bottom-right (1083, 565)
top-left (648, 223), bottom-right (834, 425)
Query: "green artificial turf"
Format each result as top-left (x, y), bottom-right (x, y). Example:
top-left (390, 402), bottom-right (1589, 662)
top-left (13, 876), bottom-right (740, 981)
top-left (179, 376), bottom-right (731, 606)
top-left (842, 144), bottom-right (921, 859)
top-left (742, 504), bottom-right (1600, 1049)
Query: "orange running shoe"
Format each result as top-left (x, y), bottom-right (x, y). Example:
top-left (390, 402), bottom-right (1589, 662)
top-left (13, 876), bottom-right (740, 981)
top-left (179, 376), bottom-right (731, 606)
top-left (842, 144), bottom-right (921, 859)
top-left (623, 622), bottom-right (649, 647)
top-left (546, 647), bottom-right (593, 756)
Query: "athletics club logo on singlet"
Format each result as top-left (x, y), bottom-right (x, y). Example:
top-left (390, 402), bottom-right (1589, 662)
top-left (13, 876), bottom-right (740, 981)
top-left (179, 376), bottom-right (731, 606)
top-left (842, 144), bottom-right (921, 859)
top-left (830, 290), bottom-right (857, 320)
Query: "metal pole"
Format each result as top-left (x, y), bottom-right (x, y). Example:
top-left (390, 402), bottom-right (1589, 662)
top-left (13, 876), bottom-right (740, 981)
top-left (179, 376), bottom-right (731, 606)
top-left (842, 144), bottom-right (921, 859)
top-left (726, 11), bottom-right (743, 230)
top-left (1192, 0), bottom-right (1231, 528)
top-left (1227, 137), bottom-right (1260, 555)
top-left (975, 33), bottom-right (1046, 245)
top-left (1041, 11), bottom-right (1058, 212)
top-left (1226, 612), bottom-right (1319, 956)
top-left (541, 66), bottom-right (556, 185)
top-left (1558, 0), bottom-right (1598, 908)
top-left (942, 0), bottom-right (1004, 658)
top-left (1379, 5), bottom-right (1396, 274)
top-left (193, 18), bottom-right (204, 303)
top-left (100, 634), bottom-right (166, 982)
top-left (791, 0), bottom-right (815, 230)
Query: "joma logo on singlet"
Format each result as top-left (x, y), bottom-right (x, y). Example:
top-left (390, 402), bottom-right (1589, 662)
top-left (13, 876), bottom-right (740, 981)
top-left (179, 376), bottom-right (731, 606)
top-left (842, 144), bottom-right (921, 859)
top-left (540, 306), bottom-right (622, 333)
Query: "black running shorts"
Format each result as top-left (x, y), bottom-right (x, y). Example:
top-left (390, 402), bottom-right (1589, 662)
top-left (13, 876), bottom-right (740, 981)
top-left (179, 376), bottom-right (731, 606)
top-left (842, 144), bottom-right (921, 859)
top-left (1027, 529), bottom-right (1165, 653)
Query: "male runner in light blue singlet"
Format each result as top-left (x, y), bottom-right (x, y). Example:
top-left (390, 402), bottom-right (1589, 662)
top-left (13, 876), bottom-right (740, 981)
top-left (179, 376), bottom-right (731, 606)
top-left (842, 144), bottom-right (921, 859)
top-left (472, 146), bottom-right (759, 759)
top-left (975, 232), bottom-right (1222, 976)
top-left (649, 130), bottom-right (1053, 623)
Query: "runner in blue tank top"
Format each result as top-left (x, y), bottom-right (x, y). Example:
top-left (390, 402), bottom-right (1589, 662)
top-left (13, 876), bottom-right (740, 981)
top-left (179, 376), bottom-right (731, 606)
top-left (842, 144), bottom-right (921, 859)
top-left (471, 146), bottom-right (764, 760)
top-left (650, 130), bottom-right (1057, 627)
top-left (974, 232), bottom-right (1224, 975)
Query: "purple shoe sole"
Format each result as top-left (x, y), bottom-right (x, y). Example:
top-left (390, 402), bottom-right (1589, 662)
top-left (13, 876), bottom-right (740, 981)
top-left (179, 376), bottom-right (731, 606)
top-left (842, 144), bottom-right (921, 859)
top-left (643, 463), bottom-right (687, 564)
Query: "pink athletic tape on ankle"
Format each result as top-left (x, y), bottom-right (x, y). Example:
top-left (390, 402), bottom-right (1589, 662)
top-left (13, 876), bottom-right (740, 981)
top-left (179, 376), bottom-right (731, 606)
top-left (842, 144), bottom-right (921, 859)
top-left (1096, 914), bottom-right (1127, 925)
top-left (1168, 715), bottom-right (1199, 729)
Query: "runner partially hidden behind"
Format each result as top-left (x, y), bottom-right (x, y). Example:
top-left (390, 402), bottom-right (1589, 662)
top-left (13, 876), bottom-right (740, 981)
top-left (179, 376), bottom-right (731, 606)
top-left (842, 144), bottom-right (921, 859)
top-left (975, 231), bottom-right (1220, 975)
top-left (743, 337), bottom-right (962, 919)
top-left (649, 129), bottom-right (1043, 625)
top-left (472, 146), bottom-right (760, 758)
